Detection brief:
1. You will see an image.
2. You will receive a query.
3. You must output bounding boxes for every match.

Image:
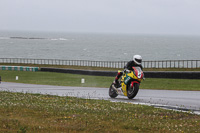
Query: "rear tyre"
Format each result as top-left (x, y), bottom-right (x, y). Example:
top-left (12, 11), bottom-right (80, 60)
top-left (109, 83), bottom-right (118, 98)
top-left (127, 83), bottom-right (139, 99)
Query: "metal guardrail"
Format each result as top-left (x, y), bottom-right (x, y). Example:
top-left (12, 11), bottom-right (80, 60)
top-left (143, 60), bottom-right (200, 69)
top-left (0, 58), bottom-right (199, 69)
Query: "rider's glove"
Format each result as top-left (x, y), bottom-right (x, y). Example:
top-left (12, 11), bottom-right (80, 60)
top-left (124, 69), bottom-right (130, 73)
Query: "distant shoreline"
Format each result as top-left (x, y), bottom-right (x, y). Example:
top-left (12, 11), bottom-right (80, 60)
top-left (10, 37), bottom-right (46, 40)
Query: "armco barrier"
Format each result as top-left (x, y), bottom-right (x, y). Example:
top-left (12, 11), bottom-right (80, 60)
top-left (40, 68), bottom-right (200, 79)
top-left (40, 68), bottom-right (116, 77)
top-left (144, 71), bottom-right (200, 79)
top-left (0, 66), bottom-right (39, 72)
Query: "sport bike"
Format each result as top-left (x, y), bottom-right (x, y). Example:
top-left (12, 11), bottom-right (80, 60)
top-left (109, 66), bottom-right (144, 99)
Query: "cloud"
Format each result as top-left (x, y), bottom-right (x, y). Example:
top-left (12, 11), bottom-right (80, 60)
top-left (0, 0), bottom-right (200, 35)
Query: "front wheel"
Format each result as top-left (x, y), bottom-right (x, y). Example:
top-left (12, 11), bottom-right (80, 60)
top-left (127, 83), bottom-right (139, 99)
top-left (109, 83), bottom-right (118, 98)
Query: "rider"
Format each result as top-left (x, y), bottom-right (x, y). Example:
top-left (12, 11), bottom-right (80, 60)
top-left (114, 55), bottom-right (143, 88)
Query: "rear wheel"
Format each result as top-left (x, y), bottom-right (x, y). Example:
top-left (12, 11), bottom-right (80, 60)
top-left (127, 83), bottom-right (139, 99)
top-left (109, 83), bottom-right (118, 98)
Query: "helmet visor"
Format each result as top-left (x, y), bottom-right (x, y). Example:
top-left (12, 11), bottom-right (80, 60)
top-left (135, 59), bottom-right (142, 63)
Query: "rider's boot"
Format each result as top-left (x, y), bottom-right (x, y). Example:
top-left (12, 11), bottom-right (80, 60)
top-left (114, 80), bottom-right (120, 88)
top-left (114, 72), bottom-right (123, 88)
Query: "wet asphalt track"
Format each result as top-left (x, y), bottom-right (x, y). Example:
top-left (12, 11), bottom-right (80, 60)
top-left (1, 82), bottom-right (200, 115)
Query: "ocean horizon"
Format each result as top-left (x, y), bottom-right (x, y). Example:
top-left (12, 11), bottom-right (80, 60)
top-left (1, 30), bottom-right (200, 61)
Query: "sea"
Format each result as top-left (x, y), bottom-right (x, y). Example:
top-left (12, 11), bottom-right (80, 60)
top-left (0, 30), bottom-right (200, 61)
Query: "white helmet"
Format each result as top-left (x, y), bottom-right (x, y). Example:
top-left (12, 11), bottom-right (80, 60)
top-left (133, 55), bottom-right (142, 65)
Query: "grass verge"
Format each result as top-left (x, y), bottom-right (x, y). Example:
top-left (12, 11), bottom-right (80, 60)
top-left (0, 91), bottom-right (200, 132)
top-left (0, 70), bottom-right (200, 91)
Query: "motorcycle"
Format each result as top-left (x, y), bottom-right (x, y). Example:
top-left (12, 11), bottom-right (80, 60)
top-left (109, 66), bottom-right (144, 99)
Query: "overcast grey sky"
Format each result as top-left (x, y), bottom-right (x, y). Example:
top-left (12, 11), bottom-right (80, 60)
top-left (1, 0), bottom-right (200, 35)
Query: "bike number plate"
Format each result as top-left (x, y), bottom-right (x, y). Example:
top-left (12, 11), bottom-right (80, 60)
top-left (124, 76), bottom-right (131, 85)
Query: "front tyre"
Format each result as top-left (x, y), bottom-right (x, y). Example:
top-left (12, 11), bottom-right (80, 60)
top-left (127, 83), bottom-right (139, 99)
top-left (109, 83), bottom-right (118, 98)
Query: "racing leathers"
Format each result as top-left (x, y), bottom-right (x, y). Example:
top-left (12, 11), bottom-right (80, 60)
top-left (114, 60), bottom-right (143, 87)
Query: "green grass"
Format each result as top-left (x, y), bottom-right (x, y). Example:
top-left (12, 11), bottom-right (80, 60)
top-left (140, 78), bottom-right (200, 91)
top-left (0, 91), bottom-right (200, 132)
top-left (1, 70), bottom-right (200, 91)
top-left (0, 70), bottom-right (113, 88)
